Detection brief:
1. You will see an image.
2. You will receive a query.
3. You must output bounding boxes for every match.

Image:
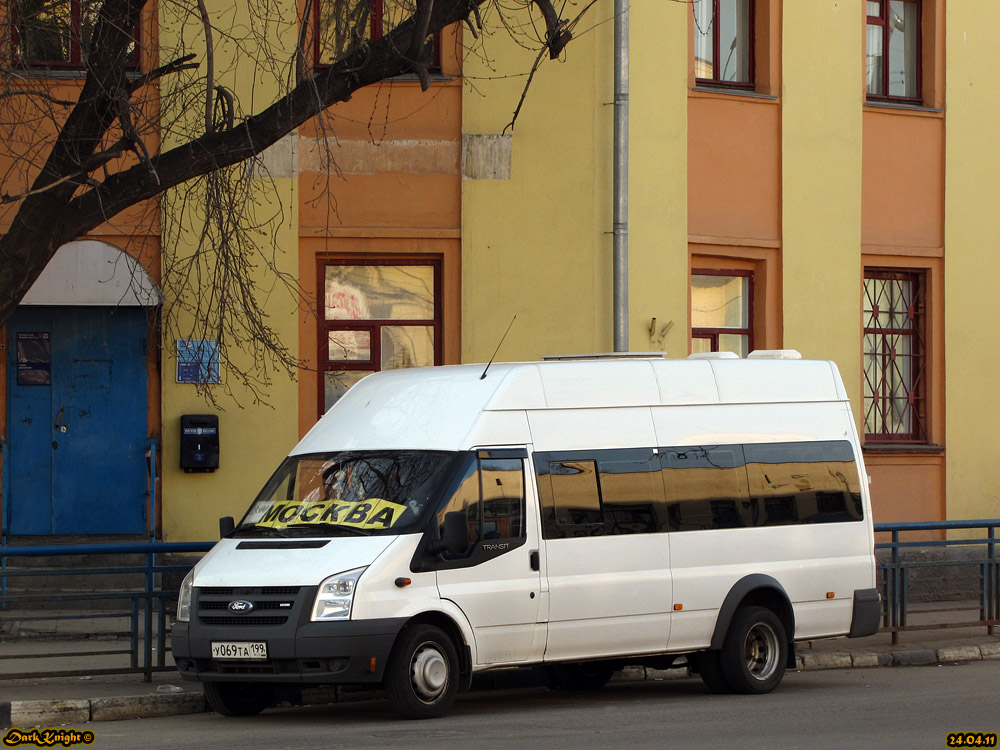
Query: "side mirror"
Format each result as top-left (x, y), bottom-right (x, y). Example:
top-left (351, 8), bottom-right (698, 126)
top-left (219, 516), bottom-right (235, 538)
top-left (429, 511), bottom-right (470, 556)
top-left (442, 511), bottom-right (470, 556)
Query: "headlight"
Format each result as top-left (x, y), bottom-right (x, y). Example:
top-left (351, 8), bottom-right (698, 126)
top-left (312, 568), bottom-right (366, 621)
top-left (176, 570), bottom-right (194, 623)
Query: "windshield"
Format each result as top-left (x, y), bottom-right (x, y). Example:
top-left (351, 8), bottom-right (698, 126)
top-left (235, 451), bottom-right (458, 537)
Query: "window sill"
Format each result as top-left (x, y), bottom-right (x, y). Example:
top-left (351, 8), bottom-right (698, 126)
top-left (862, 443), bottom-right (944, 455)
top-left (864, 100), bottom-right (944, 118)
top-left (691, 86), bottom-right (778, 103)
top-left (14, 68), bottom-right (143, 81)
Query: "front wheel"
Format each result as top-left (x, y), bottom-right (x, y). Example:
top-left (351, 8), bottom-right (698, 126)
top-left (719, 606), bottom-right (787, 694)
top-left (203, 681), bottom-right (275, 716)
top-left (385, 624), bottom-right (460, 719)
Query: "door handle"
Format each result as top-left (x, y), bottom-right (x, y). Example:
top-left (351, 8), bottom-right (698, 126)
top-left (54, 406), bottom-right (65, 430)
top-left (529, 550), bottom-right (540, 571)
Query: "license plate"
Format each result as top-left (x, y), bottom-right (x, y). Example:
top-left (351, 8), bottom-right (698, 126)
top-left (211, 641), bottom-right (267, 660)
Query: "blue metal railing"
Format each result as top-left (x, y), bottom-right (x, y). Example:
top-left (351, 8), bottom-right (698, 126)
top-left (1, 520), bottom-right (998, 680)
top-left (147, 439), bottom-right (159, 542)
top-left (1, 435), bottom-right (8, 604)
top-left (875, 519), bottom-right (1000, 644)
top-left (0, 541), bottom-right (213, 681)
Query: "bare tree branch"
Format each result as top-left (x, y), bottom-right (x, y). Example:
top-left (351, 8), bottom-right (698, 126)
top-left (127, 54), bottom-right (200, 94)
top-left (532, 0), bottom-right (573, 59)
top-left (0, 0), bottom-right (597, 402)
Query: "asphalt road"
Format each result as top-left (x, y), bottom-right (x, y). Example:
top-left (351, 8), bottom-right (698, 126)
top-left (64, 661), bottom-right (1000, 750)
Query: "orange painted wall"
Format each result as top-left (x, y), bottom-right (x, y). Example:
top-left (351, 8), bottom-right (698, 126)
top-left (687, 94), bottom-right (781, 246)
top-left (0, 5), bottom-right (164, 530)
top-left (860, 105), bottom-right (947, 524)
top-left (295, 30), bottom-right (463, 435)
top-left (861, 110), bottom-right (944, 250)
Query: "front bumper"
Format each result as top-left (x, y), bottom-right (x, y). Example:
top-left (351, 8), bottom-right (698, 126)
top-left (172, 585), bottom-right (406, 684)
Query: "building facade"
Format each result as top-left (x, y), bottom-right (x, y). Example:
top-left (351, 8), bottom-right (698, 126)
top-left (1, 0), bottom-right (997, 542)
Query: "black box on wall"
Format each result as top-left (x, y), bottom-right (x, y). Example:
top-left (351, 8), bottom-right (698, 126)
top-left (180, 414), bottom-right (219, 472)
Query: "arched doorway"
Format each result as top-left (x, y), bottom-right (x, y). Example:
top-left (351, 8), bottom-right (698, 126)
top-left (4, 241), bottom-right (160, 536)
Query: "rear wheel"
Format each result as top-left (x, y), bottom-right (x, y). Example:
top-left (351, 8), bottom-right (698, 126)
top-left (719, 606), bottom-right (787, 694)
top-left (385, 624), bottom-right (460, 719)
top-left (203, 681), bottom-right (275, 716)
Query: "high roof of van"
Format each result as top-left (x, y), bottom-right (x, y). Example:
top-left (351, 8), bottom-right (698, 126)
top-left (291, 357), bottom-right (850, 455)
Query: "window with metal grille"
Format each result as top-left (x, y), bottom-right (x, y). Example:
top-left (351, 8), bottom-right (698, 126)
top-left (863, 269), bottom-right (926, 442)
top-left (693, 0), bottom-right (755, 88)
top-left (866, 0), bottom-right (921, 103)
top-left (319, 258), bottom-right (442, 414)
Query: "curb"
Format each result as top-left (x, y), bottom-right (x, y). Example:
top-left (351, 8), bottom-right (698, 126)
top-left (3, 643), bottom-right (998, 727)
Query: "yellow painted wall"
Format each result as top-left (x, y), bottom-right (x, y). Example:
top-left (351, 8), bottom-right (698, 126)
top-left (158, 0), bottom-right (300, 541)
top-left (781, 1), bottom-right (863, 420)
top-left (461, 1), bottom-right (687, 362)
top-left (944, 1), bottom-right (1000, 521)
top-left (629, 2), bottom-right (689, 356)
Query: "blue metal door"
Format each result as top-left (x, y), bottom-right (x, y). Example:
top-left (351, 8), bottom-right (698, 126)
top-left (6, 307), bottom-right (149, 535)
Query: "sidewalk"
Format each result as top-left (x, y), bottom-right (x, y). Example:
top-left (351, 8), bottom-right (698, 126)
top-left (2, 611), bottom-right (998, 728)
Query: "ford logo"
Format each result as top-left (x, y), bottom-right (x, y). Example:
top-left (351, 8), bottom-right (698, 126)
top-left (228, 600), bottom-right (254, 614)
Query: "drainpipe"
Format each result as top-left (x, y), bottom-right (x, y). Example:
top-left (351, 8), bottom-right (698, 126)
top-left (612, 0), bottom-right (629, 352)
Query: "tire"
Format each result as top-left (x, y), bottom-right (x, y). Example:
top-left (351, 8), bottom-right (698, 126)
top-left (545, 662), bottom-right (615, 691)
top-left (719, 606), bottom-right (787, 694)
top-left (695, 650), bottom-right (732, 694)
top-left (203, 681), bottom-right (275, 716)
top-left (385, 624), bottom-right (460, 719)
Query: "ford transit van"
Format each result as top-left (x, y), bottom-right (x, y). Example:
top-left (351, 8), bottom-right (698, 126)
top-left (172, 352), bottom-right (881, 719)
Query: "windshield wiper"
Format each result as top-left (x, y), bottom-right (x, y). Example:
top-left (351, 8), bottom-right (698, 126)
top-left (233, 525), bottom-right (291, 538)
top-left (283, 523), bottom-right (371, 536)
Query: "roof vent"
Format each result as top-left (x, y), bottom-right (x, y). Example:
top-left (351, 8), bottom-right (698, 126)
top-left (686, 351), bottom-right (740, 360)
top-left (747, 349), bottom-right (803, 360)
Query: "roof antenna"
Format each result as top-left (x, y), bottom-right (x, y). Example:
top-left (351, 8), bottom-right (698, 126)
top-left (480, 315), bottom-right (516, 380)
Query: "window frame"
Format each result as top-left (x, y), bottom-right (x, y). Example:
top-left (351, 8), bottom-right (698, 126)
top-left (317, 256), bottom-right (443, 416)
top-left (693, 0), bottom-right (756, 90)
top-left (690, 268), bottom-right (755, 357)
top-left (863, 268), bottom-right (927, 443)
top-left (10, 0), bottom-right (140, 70)
top-left (865, 0), bottom-right (922, 104)
top-left (311, 0), bottom-right (440, 71)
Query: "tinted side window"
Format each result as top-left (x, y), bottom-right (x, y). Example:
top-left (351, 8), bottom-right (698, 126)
top-left (535, 449), bottom-right (665, 539)
top-left (597, 451), bottom-right (663, 535)
top-left (537, 458), bottom-right (603, 538)
top-left (480, 458), bottom-right (526, 540)
top-left (437, 454), bottom-right (526, 546)
top-left (660, 447), bottom-right (752, 531)
top-left (743, 440), bottom-right (864, 525)
top-left (437, 453), bottom-right (480, 544)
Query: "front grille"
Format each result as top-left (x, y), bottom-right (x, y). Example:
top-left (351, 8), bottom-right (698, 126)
top-left (194, 586), bottom-right (307, 628)
top-left (200, 600), bottom-right (294, 611)
top-left (200, 615), bottom-right (288, 626)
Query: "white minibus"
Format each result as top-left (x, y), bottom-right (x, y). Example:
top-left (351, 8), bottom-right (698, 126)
top-left (172, 352), bottom-right (881, 719)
